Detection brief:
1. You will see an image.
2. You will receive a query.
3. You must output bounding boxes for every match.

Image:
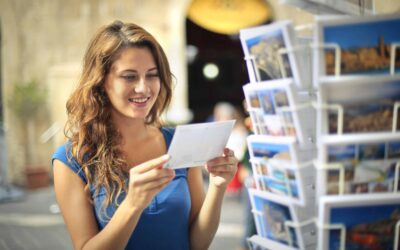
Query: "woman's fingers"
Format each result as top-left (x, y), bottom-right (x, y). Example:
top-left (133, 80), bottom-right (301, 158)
top-left (133, 154), bottom-right (170, 174)
top-left (131, 167), bottom-right (175, 185)
top-left (207, 163), bottom-right (237, 173)
top-left (206, 148), bottom-right (238, 174)
top-left (137, 174), bottom-right (174, 190)
top-left (223, 148), bottom-right (235, 157)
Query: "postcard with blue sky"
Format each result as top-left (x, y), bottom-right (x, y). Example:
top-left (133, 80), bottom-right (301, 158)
top-left (240, 21), bottom-right (296, 83)
top-left (317, 15), bottom-right (400, 77)
top-left (319, 194), bottom-right (400, 250)
top-left (318, 134), bottom-right (400, 196)
top-left (250, 191), bottom-right (298, 247)
top-left (328, 203), bottom-right (400, 249)
top-left (250, 141), bottom-right (290, 159)
top-left (388, 141), bottom-right (400, 158)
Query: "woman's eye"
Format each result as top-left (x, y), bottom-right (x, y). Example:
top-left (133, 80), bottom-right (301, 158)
top-left (146, 74), bottom-right (159, 79)
top-left (121, 75), bottom-right (137, 81)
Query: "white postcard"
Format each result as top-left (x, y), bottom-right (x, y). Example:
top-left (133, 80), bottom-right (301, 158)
top-left (164, 120), bottom-right (235, 169)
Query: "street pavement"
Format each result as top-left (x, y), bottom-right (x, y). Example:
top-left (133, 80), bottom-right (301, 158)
top-left (0, 186), bottom-right (245, 250)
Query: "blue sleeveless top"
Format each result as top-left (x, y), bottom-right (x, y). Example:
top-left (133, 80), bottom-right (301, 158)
top-left (52, 128), bottom-right (191, 250)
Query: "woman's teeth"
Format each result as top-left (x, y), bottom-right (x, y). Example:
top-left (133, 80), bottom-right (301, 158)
top-left (129, 97), bottom-right (149, 103)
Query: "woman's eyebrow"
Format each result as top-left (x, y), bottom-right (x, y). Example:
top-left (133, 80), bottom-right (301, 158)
top-left (119, 69), bottom-right (137, 74)
top-left (147, 67), bottom-right (158, 72)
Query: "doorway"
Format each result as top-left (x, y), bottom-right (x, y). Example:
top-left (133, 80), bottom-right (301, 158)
top-left (186, 18), bottom-right (248, 123)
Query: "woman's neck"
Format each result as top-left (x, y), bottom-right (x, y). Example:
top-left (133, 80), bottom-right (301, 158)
top-left (111, 112), bottom-right (150, 144)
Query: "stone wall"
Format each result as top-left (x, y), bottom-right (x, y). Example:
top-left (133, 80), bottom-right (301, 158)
top-left (0, 0), bottom-right (190, 184)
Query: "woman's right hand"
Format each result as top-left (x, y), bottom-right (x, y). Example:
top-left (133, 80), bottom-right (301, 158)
top-left (126, 154), bottom-right (175, 211)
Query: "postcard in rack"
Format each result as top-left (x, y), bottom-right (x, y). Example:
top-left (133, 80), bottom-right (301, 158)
top-left (250, 158), bottom-right (315, 206)
top-left (315, 132), bottom-right (400, 198)
top-left (243, 79), bottom-right (309, 143)
top-left (247, 234), bottom-right (299, 250)
top-left (249, 188), bottom-right (316, 250)
top-left (247, 135), bottom-right (315, 205)
top-left (317, 75), bottom-right (400, 135)
top-left (314, 14), bottom-right (400, 84)
top-left (240, 20), bottom-right (306, 88)
top-left (318, 193), bottom-right (400, 250)
top-left (164, 120), bottom-right (235, 169)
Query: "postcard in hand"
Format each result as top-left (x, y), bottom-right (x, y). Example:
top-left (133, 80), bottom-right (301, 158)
top-left (164, 120), bottom-right (235, 169)
top-left (249, 188), bottom-right (316, 249)
top-left (314, 14), bottom-right (400, 83)
top-left (317, 75), bottom-right (400, 135)
top-left (316, 133), bottom-right (400, 197)
top-left (243, 79), bottom-right (307, 143)
top-left (318, 193), bottom-right (400, 250)
top-left (240, 20), bottom-right (306, 88)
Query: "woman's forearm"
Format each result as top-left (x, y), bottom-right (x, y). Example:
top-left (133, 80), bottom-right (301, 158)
top-left (189, 185), bottom-right (226, 250)
top-left (81, 200), bottom-right (143, 250)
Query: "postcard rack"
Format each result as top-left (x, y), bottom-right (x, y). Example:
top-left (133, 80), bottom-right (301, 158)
top-left (240, 14), bottom-right (400, 250)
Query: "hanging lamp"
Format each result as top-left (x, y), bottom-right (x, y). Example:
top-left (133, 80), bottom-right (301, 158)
top-left (187, 0), bottom-right (272, 35)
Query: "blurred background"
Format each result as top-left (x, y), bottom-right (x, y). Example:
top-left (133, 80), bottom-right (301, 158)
top-left (0, 0), bottom-right (399, 249)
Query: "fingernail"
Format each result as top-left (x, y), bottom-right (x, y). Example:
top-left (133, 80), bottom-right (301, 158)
top-left (162, 154), bottom-right (170, 160)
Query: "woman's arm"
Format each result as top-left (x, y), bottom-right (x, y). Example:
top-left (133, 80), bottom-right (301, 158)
top-left (53, 155), bottom-right (174, 250)
top-left (188, 148), bottom-right (238, 250)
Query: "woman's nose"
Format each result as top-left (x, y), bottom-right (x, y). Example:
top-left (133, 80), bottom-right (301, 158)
top-left (134, 78), bottom-right (148, 93)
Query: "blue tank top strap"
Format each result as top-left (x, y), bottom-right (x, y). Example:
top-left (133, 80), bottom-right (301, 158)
top-left (52, 142), bottom-right (87, 183)
top-left (160, 127), bottom-right (175, 150)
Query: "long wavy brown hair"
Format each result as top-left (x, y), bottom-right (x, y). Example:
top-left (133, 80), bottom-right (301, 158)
top-left (64, 20), bottom-right (172, 217)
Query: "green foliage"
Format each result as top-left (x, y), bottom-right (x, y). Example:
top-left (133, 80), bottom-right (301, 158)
top-left (9, 80), bottom-right (47, 121)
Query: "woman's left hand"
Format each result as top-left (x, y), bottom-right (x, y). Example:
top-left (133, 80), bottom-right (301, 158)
top-left (205, 148), bottom-right (239, 189)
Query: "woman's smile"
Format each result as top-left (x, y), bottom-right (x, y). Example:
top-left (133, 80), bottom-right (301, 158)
top-left (128, 96), bottom-right (151, 108)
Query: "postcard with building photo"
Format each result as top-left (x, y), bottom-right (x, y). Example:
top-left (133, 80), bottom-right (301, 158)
top-left (314, 14), bottom-right (400, 82)
top-left (318, 75), bottom-right (400, 135)
top-left (240, 21), bottom-right (305, 88)
top-left (243, 80), bottom-right (306, 143)
top-left (248, 188), bottom-right (305, 249)
top-left (318, 193), bottom-right (400, 250)
top-left (316, 133), bottom-right (400, 197)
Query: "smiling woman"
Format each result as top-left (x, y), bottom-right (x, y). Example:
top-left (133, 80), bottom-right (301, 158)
top-left (51, 20), bottom-right (238, 250)
top-left (104, 47), bottom-right (161, 120)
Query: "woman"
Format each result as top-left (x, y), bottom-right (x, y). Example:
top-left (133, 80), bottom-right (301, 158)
top-left (52, 20), bottom-right (238, 250)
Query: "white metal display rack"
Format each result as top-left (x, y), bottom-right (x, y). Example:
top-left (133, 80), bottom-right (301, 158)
top-left (241, 14), bottom-right (400, 250)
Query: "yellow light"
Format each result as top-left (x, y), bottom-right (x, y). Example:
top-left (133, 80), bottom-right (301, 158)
top-left (187, 0), bottom-right (272, 35)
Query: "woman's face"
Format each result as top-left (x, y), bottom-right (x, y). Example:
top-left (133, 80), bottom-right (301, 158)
top-left (104, 46), bottom-right (160, 122)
